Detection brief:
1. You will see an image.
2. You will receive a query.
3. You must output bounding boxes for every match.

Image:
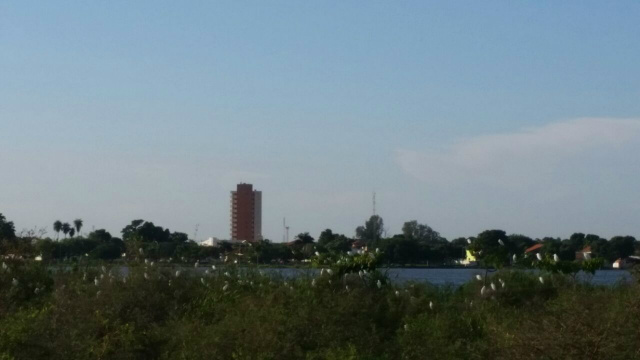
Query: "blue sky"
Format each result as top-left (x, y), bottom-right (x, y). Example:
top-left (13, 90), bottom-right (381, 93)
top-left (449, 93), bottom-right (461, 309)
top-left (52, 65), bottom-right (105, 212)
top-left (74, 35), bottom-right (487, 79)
top-left (1, 1), bottom-right (639, 241)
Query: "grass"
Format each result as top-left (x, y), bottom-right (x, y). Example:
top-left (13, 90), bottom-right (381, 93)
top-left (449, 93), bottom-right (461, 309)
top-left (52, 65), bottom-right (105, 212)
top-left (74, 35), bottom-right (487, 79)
top-left (1, 260), bottom-right (639, 359)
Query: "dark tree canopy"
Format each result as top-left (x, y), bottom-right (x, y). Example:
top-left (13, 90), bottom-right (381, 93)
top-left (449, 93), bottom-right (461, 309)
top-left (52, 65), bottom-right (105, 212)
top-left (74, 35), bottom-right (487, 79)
top-left (356, 215), bottom-right (384, 245)
top-left (0, 213), bottom-right (16, 240)
top-left (121, 220), bottom-right (172, 243)
top-left (401, 220), bottom-right (445, 243)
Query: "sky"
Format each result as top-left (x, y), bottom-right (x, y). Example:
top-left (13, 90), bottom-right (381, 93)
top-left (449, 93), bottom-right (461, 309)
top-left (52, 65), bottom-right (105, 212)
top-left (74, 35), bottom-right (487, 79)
top-left (1, 1), bottom-right (640, 241)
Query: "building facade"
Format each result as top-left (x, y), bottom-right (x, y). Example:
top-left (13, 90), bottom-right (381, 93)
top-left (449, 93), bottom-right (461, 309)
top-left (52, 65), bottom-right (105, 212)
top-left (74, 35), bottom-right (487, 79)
top-left (230, 183), bottom-right (262, 242)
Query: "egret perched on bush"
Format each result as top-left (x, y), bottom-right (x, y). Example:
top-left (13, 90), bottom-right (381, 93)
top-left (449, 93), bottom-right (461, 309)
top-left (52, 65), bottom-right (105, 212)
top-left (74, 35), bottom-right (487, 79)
top-left (200, 278), bottom-right (206, 286)
top-left (377, 280), bottom-right (382, 289)
top-left (34, 287), bottom-right (40, 295)
top-left (94, 277), bottom-right (99, 286)
top-left (513, 254), bottom-right (517, 262)
top-left (138, 248), bottom-right (144, 255)
top-left (223, 283), bottom-right (229, 291)
top-left (12, 278), bottom-right (18, 286)
top-left (326, 269), bottom-right (333, 275)
top-left (498, 239), bottom-right (505, 246)
top-left (536, 253), bottom-right (543, 261)
top-left (429, 301), bottom-right (434, 310)
top-left (144, 272), bottom-right (150, 280)
top-left (539, 276), bottom-right (544, 284)
top-left (175, 270), bottom-right (181, 277)
top-left (345, 285), bottom-right (350, 292)
top-left (467, 238), bottom-right (471, 244)
top-left (480, 285), bottom-right (486, 295)
top-left (194, 260), bottom-right (199, 268)
top-left (315, 251), bottom-right (320, 256)
top-left (584, 252), bottom-right (591, 260)
top-left (212, 265), bottom-right (216, 270)
top-left (476, 274), bottom-right (482, 281)
top-left (553, 254), bottom-right (560, 263)
top-left (1, 262), bottom-right (7, 270)
top-left (312, 279), bottom-right (316, 287)
top-left (491, 282), bottom-right (496, 291)
top-left (395, 290), bottom-right (400, 297)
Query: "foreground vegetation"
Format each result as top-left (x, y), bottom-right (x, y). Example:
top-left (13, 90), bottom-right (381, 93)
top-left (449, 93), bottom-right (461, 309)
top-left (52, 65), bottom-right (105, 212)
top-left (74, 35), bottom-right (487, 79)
top-left (1, 253), bottom-right (639, 360)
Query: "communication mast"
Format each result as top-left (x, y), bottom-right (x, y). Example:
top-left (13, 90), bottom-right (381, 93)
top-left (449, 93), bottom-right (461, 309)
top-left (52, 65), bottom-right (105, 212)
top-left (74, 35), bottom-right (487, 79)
top-left (283, 217), bottom-right (290, 243)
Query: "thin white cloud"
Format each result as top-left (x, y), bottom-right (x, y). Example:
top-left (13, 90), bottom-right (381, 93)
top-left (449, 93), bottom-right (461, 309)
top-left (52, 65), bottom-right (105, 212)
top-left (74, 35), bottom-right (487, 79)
top-left (395, 118), bottom-right (640, 188)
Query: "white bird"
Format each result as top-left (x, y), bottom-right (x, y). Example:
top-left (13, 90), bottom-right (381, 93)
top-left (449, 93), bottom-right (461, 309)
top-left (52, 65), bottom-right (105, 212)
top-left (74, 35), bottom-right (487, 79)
top-left (194, 261), bottom-right (199, 268)
top-left (34, 287), bottom-right (40, 295)
top-left (144, 272), bottom-right (150, 280)
top-left (501, 281), bottom-right (506, 288)
top-left (201, 278), bottom-right (206, 285)
top-left (94, 278), bottom-right (99, 286)
top-left (205, 270), bottom-right (210, 275)
top-left (320, 268), bottom-right (325, 276)
top-left (96, 290), bottom-right (102, 297)
top-left (312, 279), bottom-right (316, 287)
top-left (223, 283), bottom-right (229, 291)
top-left (326, 269), bottom-right (333, 275)
top-left (12, 278), bottom-right (19, 286)
top-left (234, 259), bottom-right (238, 264)
top-left (35, 255), bottom-right (43, 261)
top-left (395, 290), bottom-right (400, 297)
top-left (491, 282), bottom-right (497, 291)
top-left (539, 276), bottom-right (544, 284)
top-left (429, 301), bottom-right (434, 310)
top-left (358, 270), bottom-right (364, 278)
top-left (536, 253), bottom-right (543, 261)
top-left (345, 285), bottom-right (350, 292)
top-left (224, 272), bottom-right (230, 277)
top-left (584, 252), bottom-right (591, 260)
top-left (83, 272), bottom-right (87, 281)
top-left (211, 265), bottom-right (216, 270)
top-left (466, 238), bottom-right (472, 244)
top-left (138, 248), bottom-right (144, 255)
top-left (315, 251), bottom-right (320, 257)
top-left (377, 280), bottom-right (382, 289)
top-left (144, 259), bottom-right (149, 265)
top-left (375, 248), bottom-right (380, 254)
top-left (513, 254), bottom-right (517, 262)
top-left (102, 266), bottom-right (107, 273)
top-left (150, 261), bottom-right (155, 267)
top-left (123, 277), bottom-right (127, 284)
top-left (553, 254), bottom-right (560, 263)
top-left (1, 262), bottom-right (7, 270)
top-left (121, 253), bottom-right (126, 258)
top-left (498, 239), bottom-right (505, 246)
top-left (475, 274), bottom-right (482, 281)
top-left (480, 286), bottom-right (486, 295)
top-left (404, 324), bottom-right (409, 331)
top-left (175, 270), bottom-right (181, 277)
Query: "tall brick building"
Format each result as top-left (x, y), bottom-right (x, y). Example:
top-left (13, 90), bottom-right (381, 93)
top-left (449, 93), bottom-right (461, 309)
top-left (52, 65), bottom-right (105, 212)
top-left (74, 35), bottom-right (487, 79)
top-left (230, 183), bottom-right (262, 242)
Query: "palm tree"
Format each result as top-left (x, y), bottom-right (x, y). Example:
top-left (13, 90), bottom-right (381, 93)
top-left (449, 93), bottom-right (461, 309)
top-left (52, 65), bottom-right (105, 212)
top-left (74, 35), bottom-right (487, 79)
top-left (53, 220), bottom-right (62, 240)
top-left (61, 223), bottom-right (71, 238)
top-left (73, 219), bottom-right (83, 236)
top-left (69, 228), bottom-right (76, 238)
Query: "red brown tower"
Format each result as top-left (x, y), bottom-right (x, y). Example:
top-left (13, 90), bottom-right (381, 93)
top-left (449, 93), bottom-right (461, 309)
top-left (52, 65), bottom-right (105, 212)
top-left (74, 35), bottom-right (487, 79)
top-left (230, 183), bottom-right (262, 242)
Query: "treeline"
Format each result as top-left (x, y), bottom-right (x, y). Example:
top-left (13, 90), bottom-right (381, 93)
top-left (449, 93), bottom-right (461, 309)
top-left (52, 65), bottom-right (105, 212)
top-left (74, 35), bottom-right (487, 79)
top-left (0, 213), bottom-right (638, 266)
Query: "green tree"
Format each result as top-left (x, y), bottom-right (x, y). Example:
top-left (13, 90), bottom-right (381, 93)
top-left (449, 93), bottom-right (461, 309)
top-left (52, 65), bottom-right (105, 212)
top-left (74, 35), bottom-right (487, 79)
top-left (402, 220), bottom-right (444, 243)
top-left (356, 215), bottom-right (384, 245)
top-left (61, 223), bottom-right (71, 238)
top-left (69, 228), bottom-right (76, 238)
top-left (53, 220), bottom-right (62, 240)
top-left (468, 230), bottom-right (511, 269)
top-left (607, 236), bottom-right (636, 262)
top-left (0, 213), bottom-right (16, 240)
top-left (73, 219), bottom-right (83, 236)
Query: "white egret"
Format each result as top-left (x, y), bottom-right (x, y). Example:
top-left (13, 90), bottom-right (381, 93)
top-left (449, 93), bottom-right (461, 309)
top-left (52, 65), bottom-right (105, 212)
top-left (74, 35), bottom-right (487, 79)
top-left (312, 279), bottom-right (316, 287)
top-left (34, 287), bottom-right (40, 295)
top-left (1, 262), bottom-right (7, 270)
top-left (150, 261), bottom-right (155, 267)
top-left (480, 286), bottom-right (486, 295)
top-left (234, 259), bottom-right (238, 264)
top-left (466, 238), bottom-right (471, 244)
top-left (144, 272), bottom-right (150, 280)
top-left (536, 253), bottom-right (542, 261)
top-left (375, 248), bottom-right (380, 254)
top-left (377, 280), bottom-right (382, 289)
top-left (194, 261), bottom-right (199, 268)
top-left (539, 276), bottom-right (544, 284)
top-left (94, 277), bottom-right (99, 286)
top-left (429, 301), bottom-right (434, 310)
top-left (12, 278), bottom-right (19, 286)
top-left (212, 265), bottom-right (216, 270)
top-left (35, 255), bottom-right (43, 261)
top-left (102, 266), bottom-right (107, 273)
top-left (144, 259), bottom-right (149, 265)
top-left (175, 270), bottom-right (181, 277)
top-left (498, 239), bottom-right (505, 246)
top-left (223, 283), bottom-right (229, 291)
top-left (224, 272), bottom-right (230, 277)
top-left (121, 253), bottom-right (126, 258)
top-left (491, 282), bottom-right (497, 291)
top-left (138, 248), bottom-right (144, 255)
top-left (205, 270), bottom-right (210, 275)
top-left (328, 279), bottom-right (333, 285)
top-left (476, 274), bottom-right (482, 281)
top-left (553, 254), bottom-right (560, 263)
top-left (96, 290), bottom-right (102, 297)
top-left (327, 269), bottom-right (333, 275)
top-left (358, 270), bottom-right (364, 278)
top-left (201, 278), bottom-right (206, 286)
top-left (395, 290), bottom-right (400, 297)
top-left (584, 253), bottom-right (591, 260)
top-left (320, 268), bottom-right (325, 276)
top-left (345, 285), bottom-right (350, 292)
top-left (513, 254), bottom-right (517, 262)
top-left (404, 324), bottom-right (409, 331)
top-left (315, 251), bottom-right (320, 256)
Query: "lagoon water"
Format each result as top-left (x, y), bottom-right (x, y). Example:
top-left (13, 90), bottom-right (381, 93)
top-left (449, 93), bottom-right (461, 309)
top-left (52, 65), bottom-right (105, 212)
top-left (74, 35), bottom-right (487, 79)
top-left (251, 267), bottom-right (633, 287)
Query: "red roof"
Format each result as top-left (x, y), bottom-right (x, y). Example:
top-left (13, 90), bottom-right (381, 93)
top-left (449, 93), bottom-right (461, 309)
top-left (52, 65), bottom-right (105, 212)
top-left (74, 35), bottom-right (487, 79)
top-left (524, 243), bottom-right (543, 253)
top-left (580, 246), bottom-right (592, 253)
